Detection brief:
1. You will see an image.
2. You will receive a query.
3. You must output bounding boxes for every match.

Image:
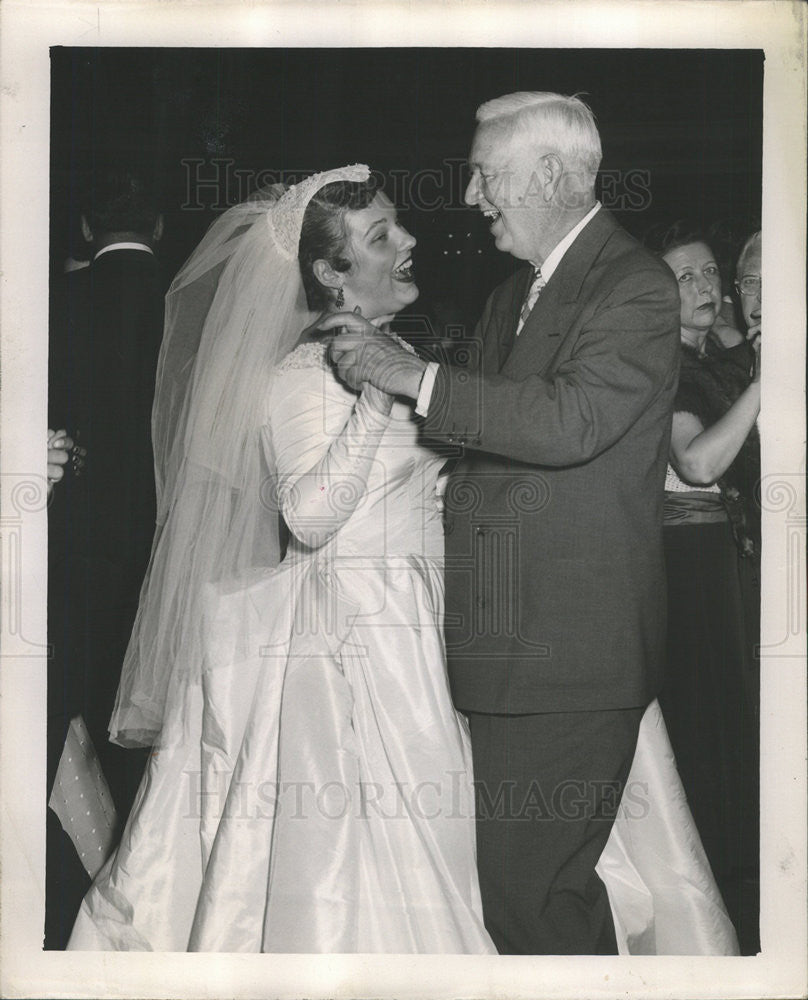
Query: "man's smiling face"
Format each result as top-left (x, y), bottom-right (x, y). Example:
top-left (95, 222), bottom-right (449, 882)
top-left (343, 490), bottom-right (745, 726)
top-left (464, 122), bottom-right (549, 263)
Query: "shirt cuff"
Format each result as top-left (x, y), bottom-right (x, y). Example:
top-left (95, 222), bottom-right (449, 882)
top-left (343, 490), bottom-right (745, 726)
top-left (414, 361), bottom-right (439, 417)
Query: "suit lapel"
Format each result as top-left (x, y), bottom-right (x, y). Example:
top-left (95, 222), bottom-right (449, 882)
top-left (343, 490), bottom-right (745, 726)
top-left (503, 277), bottom-right (570, 375)
top-left (494, 267), bottom-right (533, 371)
top-left (502, 209), bottom-right (621, 375)
top-left (544, 208), bottom-right (620, 304)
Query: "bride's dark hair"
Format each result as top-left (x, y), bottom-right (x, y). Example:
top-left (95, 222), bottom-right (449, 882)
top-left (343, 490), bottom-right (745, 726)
top-left (299, 178), bottom-right (378, 309)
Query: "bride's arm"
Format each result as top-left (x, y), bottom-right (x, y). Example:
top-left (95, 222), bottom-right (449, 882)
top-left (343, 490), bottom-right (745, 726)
top-left (264, 366), bottom-right (393, 548)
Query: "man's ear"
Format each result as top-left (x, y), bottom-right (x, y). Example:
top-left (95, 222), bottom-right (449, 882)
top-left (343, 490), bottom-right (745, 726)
top-left (80, 215), bottom-right (93, 243)
top-left (152, 214), bottom-right (164, 243)
top-left (541, 153), bottom-right (565, 200)
top-left (312, 258), bottom-right (344, 293)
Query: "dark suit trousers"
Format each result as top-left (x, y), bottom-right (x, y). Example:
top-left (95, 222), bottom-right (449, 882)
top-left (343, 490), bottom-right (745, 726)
top-left (466, 705), bottom-right (645, 955)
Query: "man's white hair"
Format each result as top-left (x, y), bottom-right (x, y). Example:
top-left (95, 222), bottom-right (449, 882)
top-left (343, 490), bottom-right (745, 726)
top-left (476, 92), bottom-right (602, 185)
top-left (736, 230), bottom-right (761, 275)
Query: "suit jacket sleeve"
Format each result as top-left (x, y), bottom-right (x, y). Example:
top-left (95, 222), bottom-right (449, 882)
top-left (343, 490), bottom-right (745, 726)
top-left (422, 266), bottom-right (680, 467)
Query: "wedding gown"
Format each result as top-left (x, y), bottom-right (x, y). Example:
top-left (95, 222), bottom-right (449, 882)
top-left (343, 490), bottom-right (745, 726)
top-left (67, 341), bottom-right (738, 954)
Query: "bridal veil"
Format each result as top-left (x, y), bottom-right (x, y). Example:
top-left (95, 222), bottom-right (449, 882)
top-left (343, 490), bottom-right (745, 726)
top-left (108, 164), bottom-right (371, 748)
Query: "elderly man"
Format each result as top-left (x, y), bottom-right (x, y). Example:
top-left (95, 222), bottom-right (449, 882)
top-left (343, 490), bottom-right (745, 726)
top-left (327, 92), bottom-right (680, 954)
top-left (735, 230), bottom-right (761, 341)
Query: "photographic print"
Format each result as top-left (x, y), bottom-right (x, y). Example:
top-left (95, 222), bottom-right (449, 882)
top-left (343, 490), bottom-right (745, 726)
top-left (1, 3), bottom-right (805, 999)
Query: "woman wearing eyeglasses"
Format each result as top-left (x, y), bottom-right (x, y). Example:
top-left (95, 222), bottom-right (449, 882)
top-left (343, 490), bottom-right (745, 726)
top-left (652, 223), bottom-right (761, 951)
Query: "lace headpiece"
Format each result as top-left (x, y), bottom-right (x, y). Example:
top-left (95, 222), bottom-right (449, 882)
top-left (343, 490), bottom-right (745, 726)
top-left (267, 163), bottom-right (371, 259)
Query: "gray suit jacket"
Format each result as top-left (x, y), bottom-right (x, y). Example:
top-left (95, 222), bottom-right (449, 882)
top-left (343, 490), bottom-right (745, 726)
top-left (422, 209), bottom-right (681, 714)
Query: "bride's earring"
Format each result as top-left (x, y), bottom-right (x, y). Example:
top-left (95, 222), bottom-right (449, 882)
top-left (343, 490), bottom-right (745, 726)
top-left (335, 286), bottom-right (345, 309)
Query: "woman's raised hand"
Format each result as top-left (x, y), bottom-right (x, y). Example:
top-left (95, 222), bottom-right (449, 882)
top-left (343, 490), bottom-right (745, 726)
top-left (321, 311), bottom-right (427, 399)
top-left (747, 323), bottom-right (761, 383)
top-left (299, 305), bottom-right (374, 344)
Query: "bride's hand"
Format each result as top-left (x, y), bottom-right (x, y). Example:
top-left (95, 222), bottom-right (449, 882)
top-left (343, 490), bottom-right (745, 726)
top-left (300, 304), bottom-right (376, 341)
top-left (318, 308), bottom-right (383, 341)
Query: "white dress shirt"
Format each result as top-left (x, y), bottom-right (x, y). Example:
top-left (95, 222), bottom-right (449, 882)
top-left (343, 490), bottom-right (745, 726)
top-left (93, 241), bottom-right (154, 262)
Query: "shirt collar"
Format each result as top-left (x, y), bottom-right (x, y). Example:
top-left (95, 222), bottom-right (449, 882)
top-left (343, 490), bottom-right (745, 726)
top-left (534, 201), bottom-right (601, 282)
top-left (93, 242), bottom-right (154, 262)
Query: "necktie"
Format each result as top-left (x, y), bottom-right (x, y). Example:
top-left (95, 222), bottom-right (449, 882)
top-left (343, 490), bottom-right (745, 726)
top-left (516, 267), bottom-right (546, 336)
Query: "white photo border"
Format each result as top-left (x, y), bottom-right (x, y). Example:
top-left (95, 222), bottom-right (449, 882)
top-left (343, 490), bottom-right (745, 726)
top-left (1, 1), bottom-right (805, 998)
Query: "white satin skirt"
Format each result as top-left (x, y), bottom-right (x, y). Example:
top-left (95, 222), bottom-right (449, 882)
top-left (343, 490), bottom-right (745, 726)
top-left (67, 556), bottom-right (738, 954)
top-left (598, 699), bottom-right (739, 954)
top-left (68, 556), bottom-right (495, 952)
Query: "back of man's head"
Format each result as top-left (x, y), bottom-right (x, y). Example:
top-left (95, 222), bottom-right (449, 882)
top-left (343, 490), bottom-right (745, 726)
top-left (82, 167), bottom-right (161, 241)
top-left (476, 91), bottom-right (602, 188)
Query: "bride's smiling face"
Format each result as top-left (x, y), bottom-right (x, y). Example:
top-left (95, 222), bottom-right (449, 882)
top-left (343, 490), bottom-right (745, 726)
top-left (340, 192), bottom-right (418, 319)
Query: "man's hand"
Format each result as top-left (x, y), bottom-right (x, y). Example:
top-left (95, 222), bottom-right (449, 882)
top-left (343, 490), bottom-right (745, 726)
top-left (47, 428), bottom-right (74, 493)
top-left (319, 312), bottom-right (427, 400)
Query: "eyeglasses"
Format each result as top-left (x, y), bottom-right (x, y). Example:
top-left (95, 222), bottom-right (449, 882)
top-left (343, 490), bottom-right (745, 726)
top-left (736, 276), bottom-right (761, 295)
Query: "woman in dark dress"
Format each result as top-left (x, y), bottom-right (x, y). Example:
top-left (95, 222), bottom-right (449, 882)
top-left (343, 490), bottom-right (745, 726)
top-left (655, 224), bottom-right (760, 951)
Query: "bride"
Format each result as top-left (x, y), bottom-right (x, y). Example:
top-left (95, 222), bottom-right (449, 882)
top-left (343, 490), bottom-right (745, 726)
top-left (67, 165), bottom-right (737, 954)
top-left (68, 164), bottom-right (495, 953)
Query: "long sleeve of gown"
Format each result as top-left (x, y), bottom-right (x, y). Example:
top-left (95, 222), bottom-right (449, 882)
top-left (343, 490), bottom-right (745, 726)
top-left (263, 361), bottom-right (391, 549)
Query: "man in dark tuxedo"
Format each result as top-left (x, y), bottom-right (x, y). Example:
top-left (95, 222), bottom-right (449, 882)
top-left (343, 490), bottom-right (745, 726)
top-left (327, 91), bottom-right (680, 954)
top-left (47, 168), bottom-right (166, 946)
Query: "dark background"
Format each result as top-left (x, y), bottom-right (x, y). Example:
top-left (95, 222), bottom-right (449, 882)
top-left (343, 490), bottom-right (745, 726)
top-left (50, 47), bottom-right (763, 335)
